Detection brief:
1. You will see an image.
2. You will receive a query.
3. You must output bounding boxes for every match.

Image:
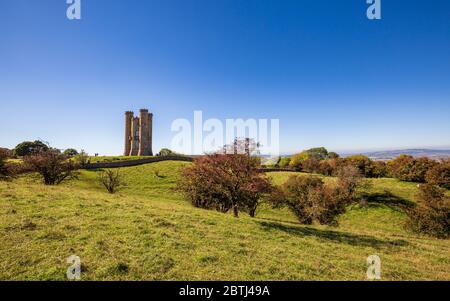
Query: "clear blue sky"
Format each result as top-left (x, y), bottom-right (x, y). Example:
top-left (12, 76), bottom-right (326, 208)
top-left (1, 0), bottom-right (449, 155)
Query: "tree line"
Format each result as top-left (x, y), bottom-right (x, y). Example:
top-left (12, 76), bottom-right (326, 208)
top-left (268, 147), bottom-right (449, 189)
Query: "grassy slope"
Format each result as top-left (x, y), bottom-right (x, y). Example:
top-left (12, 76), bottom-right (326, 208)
top-left (0, 162), bottom-right (448, 280)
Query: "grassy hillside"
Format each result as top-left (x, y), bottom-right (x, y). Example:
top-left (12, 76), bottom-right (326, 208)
top-left (0, 161), bottom-right (448, 280)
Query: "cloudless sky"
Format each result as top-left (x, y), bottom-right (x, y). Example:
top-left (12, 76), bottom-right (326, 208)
top-left (1, 0), bottom-right (449, 155)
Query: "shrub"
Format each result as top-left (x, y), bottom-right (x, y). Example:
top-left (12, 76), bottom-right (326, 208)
top-left (278, 157), bottom-right (291, 168)
top-left (371, 161), bottom-right (388, 178)
top-left (269, 176), bottom-right (322, 224)
top-left (344, 155), bottom-right (375, 178)
top-left (24, 150), bottom-right (79, 185)
top-left (302, 157), bottom-right (321, 173)
top-left (158, 148), bottom-right (176, 156)
top-left (269, 174), bottom-right (354, 226)
top-left (288, 147), bottom-right (329, 171)
top-left (288, 153), bottom-right (304, 170)
top-left (99, 169), bottom-right (123, 194)
top-left (178, 154), bottom-right (272, 217)
top-left (425, 160), bottom-right (450, 189)
top-left (305, 147), bottom-right (329, 160)
top-left (0, 148), bottom-right (12, 158)
top-left (327, 152), bottom-right (340, 159)
top-left (74, 150), bottom-right (90, 166)
top-left (14, 140), bottom-right (49, 157)
top-left (63, 148), bottom-right (79, 157)
top-left (318, 160), bottom-right (334, 176)
top-left (410, 157), bottom-right (438, 182)
top-left (406, 184), bottom-right (449, 238)
top-left (334, 164), bottom-right (366, 202)
top-left (388, 155), bottom-right (437, 182)
top-left (0, 149), bottom-right (13, 180)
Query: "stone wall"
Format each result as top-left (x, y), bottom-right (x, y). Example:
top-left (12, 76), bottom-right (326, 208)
top-left (83, 155), bottom-right (194, 170)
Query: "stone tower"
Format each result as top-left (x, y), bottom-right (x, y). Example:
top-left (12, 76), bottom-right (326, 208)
top-left (124, 111), bottom-right (133, 156)
top-left (130, 116), bottom-right (140, 156)
top-left (124, 109), bottom-right (153, 156)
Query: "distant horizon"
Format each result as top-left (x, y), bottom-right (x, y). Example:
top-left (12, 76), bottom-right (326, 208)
top-left (2, 139), bottom-right (450, 157)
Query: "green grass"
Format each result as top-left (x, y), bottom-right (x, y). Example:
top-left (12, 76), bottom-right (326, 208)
top-left (0, 162), bottom-right (449, 280)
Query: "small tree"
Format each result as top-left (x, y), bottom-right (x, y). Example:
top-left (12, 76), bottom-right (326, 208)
top-left (157, 148), bottom-right (176, 156)
top-left (14, 140), bottom-right (49, 157)
top-left (74, 150), bottom-right (90, 166)
top-left (24, 150), bottom-right (78, 185)
top-left (406, 184), bottom-right (449, 238)
top-left (63, 148), bottom-right (79, 157)
top-left (99, 169), bottom-right (123, 194)
top-left (178, 154), bottom-right (272, 217)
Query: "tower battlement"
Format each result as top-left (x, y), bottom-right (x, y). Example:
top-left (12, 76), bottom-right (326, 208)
top-left (124, 109), bottom-right (153, 156)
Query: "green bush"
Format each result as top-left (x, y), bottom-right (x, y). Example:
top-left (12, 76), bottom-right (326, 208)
top-left (14, 140), bottom-right (49, 157)
top-left (63, 148), bottom-right (79, 157)
top-left (158, 148), bottom-right (176, 156)
top-left (278, 157), bottom-right (291, 168)
top-left (289, 147), bottom-right (330, 170)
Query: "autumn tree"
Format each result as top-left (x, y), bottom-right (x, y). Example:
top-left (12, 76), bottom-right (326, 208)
top-left (426, 160), bottom-right (450, 189)
top-left (24, 150), bottom-right (79, 185)
top-left (178, 154), bottom-right (272, 217)
top-left (388, 155), bottom-right (437, 182)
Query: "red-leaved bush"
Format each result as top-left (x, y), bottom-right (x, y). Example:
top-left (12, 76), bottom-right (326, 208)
top-left (24, 150), bottom-right (79, 185)
top-left (269, 165), bottom-right (364, 226)
top-left (178, 154), bottom-right (272, 217)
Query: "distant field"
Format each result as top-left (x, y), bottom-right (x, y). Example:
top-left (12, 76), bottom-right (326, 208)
top-left (0, 161), bottom-right (449, 280)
